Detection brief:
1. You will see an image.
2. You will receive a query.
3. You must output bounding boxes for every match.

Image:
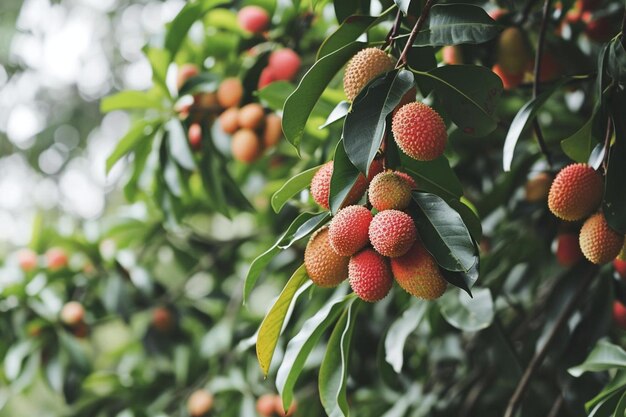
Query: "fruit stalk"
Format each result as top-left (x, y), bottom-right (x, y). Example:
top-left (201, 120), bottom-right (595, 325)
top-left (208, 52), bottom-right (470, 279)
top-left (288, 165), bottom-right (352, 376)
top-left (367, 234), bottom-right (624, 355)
top-left (532, 0), bottom-right (554, 169)
top-left (384, 9), bottom-right (403, 48)
top-left (503, 263), bottom-right (598, 417)
top-left (396, 0), bottom-right (437, 67)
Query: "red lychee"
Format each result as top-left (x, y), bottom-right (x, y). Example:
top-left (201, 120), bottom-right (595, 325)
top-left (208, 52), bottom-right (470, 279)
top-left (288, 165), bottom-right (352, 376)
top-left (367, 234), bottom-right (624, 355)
top-left (348, 249), bottom-right (393, 302)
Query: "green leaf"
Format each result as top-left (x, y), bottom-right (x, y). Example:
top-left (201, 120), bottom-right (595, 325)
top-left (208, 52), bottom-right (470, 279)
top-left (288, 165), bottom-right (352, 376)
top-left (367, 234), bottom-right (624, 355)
top-left (440, 257), bottom-right (479, 297)
top-left (320, 101), bottom-right (350, 129)
top-left (343, 69), bottom-right (414, 175)
top-left (166, 120), bottom-right (196, 170)
top-left (318, 7), bottom-right (394, 59)
top-left (334, 0), bottom-right (359, 22)
top-left (411, 192), bottom-right (476, 272)
top-left (100, 90), bottom-right (164, 113)
top-left (164, 0), bottom-right (225, 58)
top-left (394, 0), bottom-right (411, 14)
top-left (243, 212), bottom-right (319, 302)
top-left (257, 265), bottom-right (311, 375)
top-left (256, 81), bottom-right (296, 111)
top-left (502, 78), bottom-right (570, 171)
top-left (608, 38), bottom-right (626, 83)
top-left (319, 298), bottom-right (359, 417)
top-left (330, 140), bottom-right (362, 214)
top-left (603, 92), bottom-right (626, 234)
top-left (614, 389), bottom-right (626, 417)
top-left (569, 340), bottom-right (626, 377)
top-left (272, 166), bottom-right (321, 213)
top-left (385, 300), bottom-right (428, 373)
top-left (4, 340), bottom-right (34, 381)
top-left (561, 114), bottom-right (596, 163)
top-left (283, 42), bottom-right (366, 150)
top-left (438, 287), bottom-right (494, 332)
top-left (401, 155), bottom-right (463, 201)
top-left (178, 72), bottom-right (220, 96)
top-left (585, 372), bottom-right (626, 412)
top-left (276, 291), bottom-right (353, 410)
top-left (414, 65), bottom-right (502, 137)
top-left (106, 120), bottom-right (161, 173)
top-left (278, 212), bottom-right (330, 249)
top-left (145, 47), bottom-right (171, 96)
top-left (411, 4), bottom-right (501, 47)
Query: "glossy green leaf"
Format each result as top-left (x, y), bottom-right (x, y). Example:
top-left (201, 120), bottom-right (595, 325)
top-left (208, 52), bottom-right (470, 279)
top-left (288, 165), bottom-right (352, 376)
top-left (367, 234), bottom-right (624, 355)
top-left (243, 212), bottom-right (318, 303)
top-left (561, 114), bottom-right (596, 163)
top-left (412, 4), bottom-right (501, 47)
top-left (166, 119), bottom-right (196, 171)
top-left (385, 300), bottom-right (427, 373)
top-left (330, 140), bottom-right (362, 214)
top-left (164, 0), bottom-right (225, 58)
top-left (438, 287), bottom-right (494, 332)
top-left (319, 298), bottom-right (359, 417)
top-left (343, 69), bottom-right (414, 175)
top-left (106, 120), bottom-right (161, 173)
top-left (603, 93), bottom-right (626, 234)
top-left (411, 192), bottom-right (476, 272)
top-left (283, 42), bottom-right (366, 150)
top-left (415, 65), bottom-right (502, 137)
top-left (257, 265), bottom-right (311, 375)
top-left (334, 0), bottom-right (360, 22)
top-left (272, 165), bottom-right (321, 213)
top-left (100, 90), bottom-right (164, 113)
top-left (278, 212), bottom-right (330, 249)
top-left (569, 341), bottom-right (626, 377)
top-left (440, 256), bottom-right (478, 297)
top-left (585, 371), bottom-right (626, 412)
top-left (145, 47), bottom-right (170, 96)
top-left (401, 155), bottom-right (463, 201)
top-left (178, 72), bottom-right (220, 96)
top-left (4, 340), bottom-right (34, 381)
top-left (277, 291), bottom-right (353, 410)
top-left (320, 101), bottom-right (350, 129)
top-left (256, 81), bottom-right (296, 111)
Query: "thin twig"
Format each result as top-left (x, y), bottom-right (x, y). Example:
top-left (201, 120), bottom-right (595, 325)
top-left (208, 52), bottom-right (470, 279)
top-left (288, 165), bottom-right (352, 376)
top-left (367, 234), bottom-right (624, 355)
top-left (503, 264), bottom-right (598, 417)
top-left (532, 0), bottom-right (554, 169)
top-left (384, 9), bottom-right (403, 48)
top-left (396, 0), bottom-right (437, 67)
top-left (547, 395), bottom-right (564, 417)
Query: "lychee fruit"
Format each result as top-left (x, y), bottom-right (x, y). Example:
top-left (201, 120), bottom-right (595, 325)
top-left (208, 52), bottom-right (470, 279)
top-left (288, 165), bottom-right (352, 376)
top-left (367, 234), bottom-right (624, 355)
top-left (548, 163), bottom-right (603, 221)
top-left (343, 48), bottom-right (395, 102)
top-left (442, 45), bottom-right (463, 65)
top-left (555, 233), bottom-right (584, 267)
top-left (258, 67), bottom-right (275, 89)
top-left (391, 102), bottom-right (447, 161)
top-left (231, 129), bottom-right (261, 163)
top-left (238, 103), bottom-right (265, 130)
top-left (177, 64), bottom-right (199, 91)
top-left (579, 212), bottom-right (624, 264)
top-left (525, 172), bottom-right (552, 202)
top-left (237, 5), bottom-right (270, 34)
top-left (368, 171), bottom-right (413, 211)
top-left (46, 247), bottom-right (68, 271)
top-left (496, 27), bottom-right (531, 75)
top-left (392, 87), bottom-right (417, 117)
top-left (492, 64), bottom-right (524, 90)
top-left (188, 123), bottom-right (202, 150)
top-left (328, 205), bottom-right (373, 256)
top-left (263, 113), bottom-right (282, 148)
top-left (17, 249), bottom-right (38, 272)
top-left (268, 49), bottom-right (301, 81)
top-left (348, 249), bottom-right (393, 302)
top-left (304, 227), bottom-right (349, 288)
top-left (614, 258), bottom-right (626, 279)
top-left (274, 396), bottom-right (297, 417)
top-left (219, 107), bottom-right (239, 134)
top-left (152, 307), bottom-right (174, 333)
top-left (390, 241), bottom-right (447, 300)
top-left (187, 389), bottom-right (214, 417)
top-left (60, 301), bottom-right (84, 327)
top-left (614, 301), bottom-right (626, 330)
top-left (395, 171), bottom-right (417, 189)
top-left (310, 161), bottom-right (367, 210)
top-left (256, 394), bottom-right (276, 417)
top-left (217, 78), bottom-right (243, 108)
top-left (367, 158), bottom-right (384, 182)
top-left (369, 210), bottom-right (417, 257)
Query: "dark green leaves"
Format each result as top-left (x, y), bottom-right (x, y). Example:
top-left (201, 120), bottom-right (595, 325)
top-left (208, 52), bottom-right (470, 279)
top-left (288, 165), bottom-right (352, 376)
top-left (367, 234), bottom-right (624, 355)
top-left (164, 0), bottom-right (224, 58)
top-left (438, 287), bottom-right (494, 331)
top-left (271, 166), bottom-right (321, 213)
top-left (100, 90), bottom-right (164, 113)
top-left (569, 340), bottom-right (626, 377)
top-left (415, 65), bottom-right (502, 137)
top-left (343, 69), bottom-right (415, 175)
top-left (412, 4), bottom-right (501, 47)
top-left (106, 120), bottom-right (161, 173)
top-left (330, 140), bottom-right (362, 214)
top-left (283, 42), bottom-right (366, 150)
top-left (401, 155), bottom-right (463, 201)
top-left (603, 93), bottom-right (626, 234)
top-left (411, 192), bottom-right (476, 273)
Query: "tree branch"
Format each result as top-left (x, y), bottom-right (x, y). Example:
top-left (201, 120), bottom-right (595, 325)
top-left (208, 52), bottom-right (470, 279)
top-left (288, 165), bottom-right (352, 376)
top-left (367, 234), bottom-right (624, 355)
top-left (385, 9), bottom-right (403, 48)
top-left (547, 394), bottom-right (564, 417)
top-left (503, 264), bottom-right (598, 417)
top-left (396, 0), bottom-right (437, 67)
top-left (531, 0), bottom-right (554, 169)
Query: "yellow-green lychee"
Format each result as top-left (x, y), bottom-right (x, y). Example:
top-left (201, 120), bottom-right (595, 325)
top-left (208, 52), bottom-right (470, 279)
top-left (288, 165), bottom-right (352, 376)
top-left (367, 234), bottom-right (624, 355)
top-left (304, 227), bottom-right (349, 287)
top-left (390, 240), bottom-right (447, 300)
top-left (343, 48), bottom-right (395, 102)
top-left (579, 212), bottom-right (623, 264)
top-left (368, 171), bottom-right (413, 211)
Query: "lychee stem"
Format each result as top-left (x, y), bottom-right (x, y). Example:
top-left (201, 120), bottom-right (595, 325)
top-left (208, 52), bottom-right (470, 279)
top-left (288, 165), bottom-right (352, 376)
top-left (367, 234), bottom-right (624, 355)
top-left (396, 0), bottom-right (437, 68)
top-left (384, 9), bottom-right (403, 49)
top-left (532, 0), bottom-right (554, 169)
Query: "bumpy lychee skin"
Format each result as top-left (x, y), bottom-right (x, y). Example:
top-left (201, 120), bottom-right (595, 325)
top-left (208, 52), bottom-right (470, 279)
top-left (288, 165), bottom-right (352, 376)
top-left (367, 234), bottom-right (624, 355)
top-left (348, 249), bottom-right (393, 302)
top-left (304, 227), bottom-right (349, 287)
top-left (614, 301), bottom-right (626, 330)
top-left (343, 48), bottom-right (395, 102)
top-left (548, 164), bottom-right (603, 221)
top-left (391, 241), bottom-right (447, 300)
top-left (579, 213), bottom-right (624, 264)
top-left (555, 233), bottom-right (584, 267)
top-left (392, 102), bottom-right (447, 161)
top-left (310, 161), bottom-right (367, 210)
top-left (369, 171), bottom-right (413, 211)
top-left (369, 210), bottom-right (417, 257)
top-left (395, 171), bottom-right (417, 189)
top-left (329, 206), bottom-right (373, 256)
top-left (217, 78), bottom-right (243, 108)
top-left (237, 6), bottom-right (270, 34)
top-left (187, 389), bottom-right (214, 417)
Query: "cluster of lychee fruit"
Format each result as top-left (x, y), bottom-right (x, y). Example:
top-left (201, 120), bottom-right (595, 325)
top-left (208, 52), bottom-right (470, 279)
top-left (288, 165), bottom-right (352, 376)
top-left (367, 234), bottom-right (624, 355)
top-left (548, 163), bottom-right (626, 266)
top-left (16, 247), bottom-right (68, 273)
top-left (304, 164), bottom-right (448, 302)
top-left (215, 77), bottom-right (283, 163)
